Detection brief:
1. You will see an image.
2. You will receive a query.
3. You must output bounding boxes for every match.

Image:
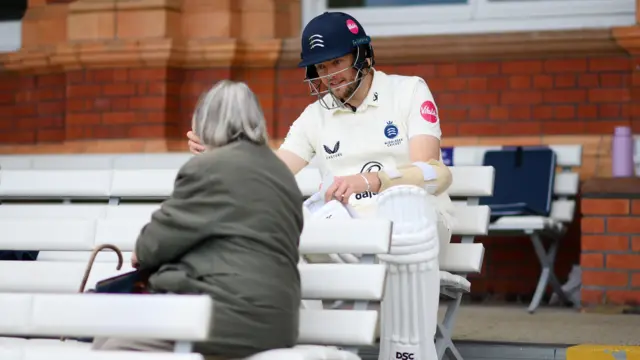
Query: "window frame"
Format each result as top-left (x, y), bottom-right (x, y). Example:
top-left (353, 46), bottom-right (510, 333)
top-left (301, 0), bottom-right (636, 37)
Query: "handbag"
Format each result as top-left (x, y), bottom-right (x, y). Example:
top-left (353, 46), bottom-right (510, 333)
top-left (93, 269), bottom-right (151, 294)
top-left (78, 243), bottom-right (152, 294)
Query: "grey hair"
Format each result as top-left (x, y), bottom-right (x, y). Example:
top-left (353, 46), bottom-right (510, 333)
top-left (191, 80), bottom-right (269, 149)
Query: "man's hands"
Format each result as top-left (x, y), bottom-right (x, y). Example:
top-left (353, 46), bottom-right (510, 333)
top-left (324, 173), bottom-right (381, 204)
top-left (187, 131), bottom-right (205, 154)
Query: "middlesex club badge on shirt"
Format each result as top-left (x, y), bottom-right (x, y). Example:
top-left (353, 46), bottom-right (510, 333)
top-left (420, 100), bottom-right (438, 123)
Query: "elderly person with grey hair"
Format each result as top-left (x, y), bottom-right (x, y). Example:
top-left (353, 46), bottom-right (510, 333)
top-left (92, 80), bottom-right (304, 359)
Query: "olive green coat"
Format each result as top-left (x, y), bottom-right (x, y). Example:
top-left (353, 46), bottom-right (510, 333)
top-left (135, 140), bottom-right (303, 357)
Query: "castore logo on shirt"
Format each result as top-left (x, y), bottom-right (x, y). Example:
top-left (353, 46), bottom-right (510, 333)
top-left (323, 141), bottom-right (343, 159)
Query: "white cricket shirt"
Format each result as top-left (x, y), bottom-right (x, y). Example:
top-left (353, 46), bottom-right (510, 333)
top-left (280, 70), bottom-right (453, 221)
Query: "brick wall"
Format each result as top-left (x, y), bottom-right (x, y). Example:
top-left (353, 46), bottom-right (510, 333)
top-left (580, 179), bottom-right (640, 306)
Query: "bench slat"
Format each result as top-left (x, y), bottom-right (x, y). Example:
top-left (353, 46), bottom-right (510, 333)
top-left (0, 262), bottom-right (384, 303)
top-left (550, 199), bottom-right (575, 223)
top-left (0, 293), bottom-right (212, 341)
top-left (0, 205), bottom-right (107, 219)
top-left (300, 264), bottom-right (386, 301)
top-left (0, 262), bottom-right (135, 293)
top-left (298, 309), bottom-right (378, 346)
top-left (23, 348), bottom-right (204, 360)
top-left (439, 243), bottom-right (484, 273)
top-left (448, 166), bottom-right (494, 197)
top-left (451, 205), bottom-right (490, 236)
top-left (450, 145), bottom-right (582, 168)
top-left (110, 169), bottom-right (178, 198)
top-left (554, 172), bottom-right (579, 196)
top-left (0, 219), bottom-right (96, 251)
top-left (299, 219), bottom-right (392, 255)
top-left (0, 170), bottom-right (112, 198)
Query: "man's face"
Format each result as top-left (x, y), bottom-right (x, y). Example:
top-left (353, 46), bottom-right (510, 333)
top-left (314, 54), bottom-right (358, 100)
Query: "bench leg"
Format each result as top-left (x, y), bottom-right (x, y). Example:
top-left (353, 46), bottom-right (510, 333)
top-left (528, 233), bottom-right (572, 314)
top-left (435, 293), bottom-right (463, 360)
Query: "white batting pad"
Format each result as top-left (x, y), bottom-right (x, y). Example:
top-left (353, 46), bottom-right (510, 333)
top-left (375, 185), bottom-right (441, 360)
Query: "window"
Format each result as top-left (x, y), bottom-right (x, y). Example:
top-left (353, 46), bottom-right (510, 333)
top-left (0, 21), bottom-right (21, 53)
top-left (302, 0), bottom-right (636, 37)
top-left (0, 0), bottom-right (26, 53)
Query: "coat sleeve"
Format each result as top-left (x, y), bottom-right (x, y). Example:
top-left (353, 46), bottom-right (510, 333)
top-left (134, 160), bottom-right (225, 270)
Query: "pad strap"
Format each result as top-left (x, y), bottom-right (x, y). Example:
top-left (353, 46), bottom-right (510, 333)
top-left (378, 159), bottom-right (452, 195)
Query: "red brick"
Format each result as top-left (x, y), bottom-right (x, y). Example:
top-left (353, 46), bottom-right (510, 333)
top-left (468, 107), bottom-right (488, 121)
top-left (632, 237), bottom-right (640, 252)
top-left (457, 62), bottom-right (500, 75)
top-left (581, 235), bottom-right (629, 251)
top-left (501, 122), bottom-right (541, 135)
top-left (581, 217), bottom-right (605, 233)
top-left (66, 113), bottom-right (101, 126)
top-left (501, 60), bottom-right (543, 74)
top-left (102, 84), bottom-right (137, 96)
top-left (509, 75), bottom-right (531, 89)
top-left (67, 85), bottom-right (102, 98)
top-left (457, 122), bottom-right (501, 136)
top-left (544, 59), bottom-right (587, 73)
top-left (608, 217), bottom-right (640, 233)
top-left (589, 57), bottom-right (630, 72)
top-left (554, 105), bottom-right (575, 119)
top-left (37, 128), bottom-right (65, 143)
top-left (542, 89), bottom-right (586, 103)
top-left (631, 200), bottom-right (640, 215)
top-left (607, 254), bottom-right (640, 270)
top-left (457, 92), bottom-right (499, 106)
top-left (631, 273), bottom-right (640, 287)
top-left (600, 73), bottom-right (625, 88)
top-left (467, 77), bottom-right (487, 91)
top-left (487, 77), bottom-right (509, 91)
top-left (599, 104), bottom-right (621, 118)
top-left (129, 97), bottom-right (166, 110)
top-left (581, 253), bottom-right (604, 268)
top-left (532, 75), bottom-right (553, 89)
top-left (582, 270), bottom-right (628, 287)
top-left (582, 199), bottom-right (630, 215)
top-left (606, 290), bottom-right (640, 306)
top-left (581, 289), bottom-right (604, 305)
top-left (435, 64), bottom-right (457, 77)
top-left (578, 73), bottom-right (599, 87)
top-left (500, 90), bottom-right (542, 105)
top-left (445, 78), bottom-right (466, 91)
top-left (554, 74), bottom-right (575, 88)
top-left (128, 68), bottom-right (168, 82)
top-left (532, 105), bottom-right (553, 120)
top-left (588, 88), bottom-right (631, 103)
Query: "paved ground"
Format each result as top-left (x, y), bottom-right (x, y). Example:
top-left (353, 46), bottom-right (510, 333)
top-left (444, 304), bottom-right (640, 346)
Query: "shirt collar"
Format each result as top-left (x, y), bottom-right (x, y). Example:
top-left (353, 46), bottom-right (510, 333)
top-left (328, 69), bottom-right (385, 115)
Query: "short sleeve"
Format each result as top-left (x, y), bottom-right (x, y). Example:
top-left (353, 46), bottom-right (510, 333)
top-left (279, 106), bottom-right (317, 162)
top-left (406, 78), bottom-right (442, 140)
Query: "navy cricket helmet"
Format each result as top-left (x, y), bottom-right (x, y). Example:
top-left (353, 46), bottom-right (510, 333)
top-left (299, 12), bottom-right (376, 109)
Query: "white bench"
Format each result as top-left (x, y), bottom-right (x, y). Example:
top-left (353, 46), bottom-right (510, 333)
top-left (449, 144), bottom-right (582, 313)
top-left (0, 293), bottom-right (211, 360)
top-left (0, 158), bottom-right (490, 360)
top-left (0, 153), bottom-right (194, 170)
top-left (0, 214), bottom-right (391, 360)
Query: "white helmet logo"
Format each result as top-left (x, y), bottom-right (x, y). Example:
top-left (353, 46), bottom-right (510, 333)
top-left (309, 34), bottom-right (324, 49)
